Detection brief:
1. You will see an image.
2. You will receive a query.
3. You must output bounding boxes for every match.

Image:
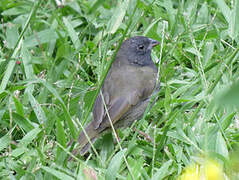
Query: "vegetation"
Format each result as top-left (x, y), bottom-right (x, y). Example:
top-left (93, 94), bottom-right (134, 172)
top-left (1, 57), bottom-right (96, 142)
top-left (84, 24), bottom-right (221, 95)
top-left (0, 0), bottom-right (239, 179)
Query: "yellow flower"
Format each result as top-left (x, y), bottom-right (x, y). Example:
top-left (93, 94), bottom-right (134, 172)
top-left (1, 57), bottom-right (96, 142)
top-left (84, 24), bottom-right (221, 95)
top-left (179, 164), bottom-right (200, 180)
top-left (179, 159), bottom-right (226, 180)
top-left (205, 160), bottom-right (224, 180)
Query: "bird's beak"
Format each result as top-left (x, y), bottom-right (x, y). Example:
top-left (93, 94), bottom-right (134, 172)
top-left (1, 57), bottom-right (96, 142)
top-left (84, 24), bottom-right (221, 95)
top-left (149, 38), bottom-right (160, 47)
top-left (148, 38), bottom-right (160, 50)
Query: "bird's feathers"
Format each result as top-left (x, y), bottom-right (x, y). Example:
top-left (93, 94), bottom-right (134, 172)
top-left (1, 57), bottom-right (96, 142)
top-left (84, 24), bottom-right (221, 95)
top-left (76, 36), bottom-right (159, 156)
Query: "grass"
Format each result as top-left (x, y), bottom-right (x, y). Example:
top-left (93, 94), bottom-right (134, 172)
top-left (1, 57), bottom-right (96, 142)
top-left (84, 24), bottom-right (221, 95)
top-left (0, 0), bottom-right (239, 179)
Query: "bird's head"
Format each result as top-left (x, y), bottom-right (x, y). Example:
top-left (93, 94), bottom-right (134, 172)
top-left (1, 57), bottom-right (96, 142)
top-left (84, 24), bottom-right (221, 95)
top-left (117, 36), bottom-right (159, 66)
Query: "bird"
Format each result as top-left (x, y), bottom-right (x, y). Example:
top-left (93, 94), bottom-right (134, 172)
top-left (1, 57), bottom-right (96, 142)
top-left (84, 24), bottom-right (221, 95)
top-left (77, 36), bottom-right (160, 155)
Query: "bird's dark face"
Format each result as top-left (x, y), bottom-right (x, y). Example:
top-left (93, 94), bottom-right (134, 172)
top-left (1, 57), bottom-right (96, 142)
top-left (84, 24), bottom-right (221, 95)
top-left (117, 36), bottom-right (159, 66)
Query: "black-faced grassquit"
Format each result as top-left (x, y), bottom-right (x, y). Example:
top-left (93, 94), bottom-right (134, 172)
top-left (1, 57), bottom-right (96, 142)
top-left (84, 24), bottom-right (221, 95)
top-left (78, 36), bottom-right (159, 155)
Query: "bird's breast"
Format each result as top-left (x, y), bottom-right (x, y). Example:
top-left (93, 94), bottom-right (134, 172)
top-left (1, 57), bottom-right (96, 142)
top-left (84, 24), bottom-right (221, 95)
top-left (104, 64), bottom-right (157, 98)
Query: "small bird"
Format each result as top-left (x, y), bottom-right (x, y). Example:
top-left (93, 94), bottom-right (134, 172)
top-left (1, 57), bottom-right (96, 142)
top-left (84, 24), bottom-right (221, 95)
top-left (78, 36), bottom-right (160, 155)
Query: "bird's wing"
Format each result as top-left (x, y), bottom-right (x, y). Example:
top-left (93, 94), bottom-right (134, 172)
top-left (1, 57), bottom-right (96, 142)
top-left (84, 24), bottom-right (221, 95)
top-left (92, 90), bottom-right (142, 130)
top-left (92, 92), bottom-right (106, 129)
top-left (92, 65), bottom-right (157, 130)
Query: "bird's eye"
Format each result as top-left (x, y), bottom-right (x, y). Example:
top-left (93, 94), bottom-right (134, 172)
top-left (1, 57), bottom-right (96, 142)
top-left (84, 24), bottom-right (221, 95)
top-left (138, 44), bottom-right (145, 50)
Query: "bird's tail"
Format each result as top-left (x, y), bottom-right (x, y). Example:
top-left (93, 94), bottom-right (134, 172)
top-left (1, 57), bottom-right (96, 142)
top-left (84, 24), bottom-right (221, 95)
top-left (77, 122), bottom-right (99, 155)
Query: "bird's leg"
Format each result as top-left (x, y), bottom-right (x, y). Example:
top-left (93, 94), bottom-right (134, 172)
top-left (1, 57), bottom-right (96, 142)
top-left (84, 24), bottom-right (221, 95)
top-left (133, 128), bottom-right (153, 142)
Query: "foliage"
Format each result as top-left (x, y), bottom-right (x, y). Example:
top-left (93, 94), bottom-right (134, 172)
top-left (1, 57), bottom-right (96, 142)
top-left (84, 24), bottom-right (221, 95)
top-left (0, 0), bottom-right (239, 179)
